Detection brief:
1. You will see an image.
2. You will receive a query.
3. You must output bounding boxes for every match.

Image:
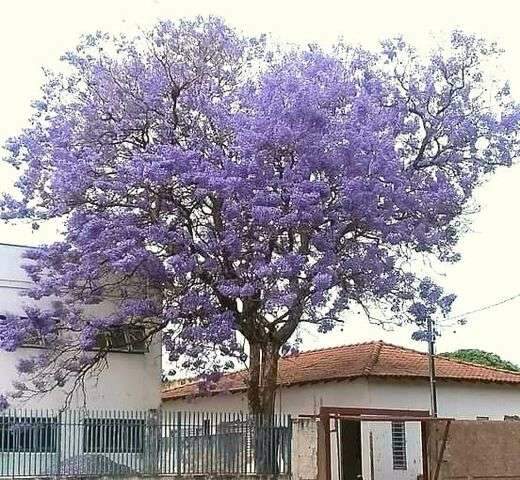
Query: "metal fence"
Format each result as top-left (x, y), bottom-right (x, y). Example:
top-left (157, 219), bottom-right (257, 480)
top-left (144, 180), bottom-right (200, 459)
top-left (0, 409), bottom-right (292, 477)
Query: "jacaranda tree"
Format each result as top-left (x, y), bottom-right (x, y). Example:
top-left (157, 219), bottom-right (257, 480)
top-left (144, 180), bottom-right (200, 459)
top-left (1, 17), bottom-right (519, 414)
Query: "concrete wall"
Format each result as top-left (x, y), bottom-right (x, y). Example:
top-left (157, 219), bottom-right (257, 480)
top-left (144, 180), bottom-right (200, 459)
top-left (429, 419), bottom-right (520, 479)
top-left (164, 376), bottom-right (520, 480)
top-left (291, 418), bottom-right (318, 480)
top-left (0, 243), bottom-right (162, 410)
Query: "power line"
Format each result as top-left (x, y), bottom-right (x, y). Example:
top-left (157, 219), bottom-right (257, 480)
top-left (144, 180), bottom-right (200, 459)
top-left (448, 292), bottom-right (520, 322)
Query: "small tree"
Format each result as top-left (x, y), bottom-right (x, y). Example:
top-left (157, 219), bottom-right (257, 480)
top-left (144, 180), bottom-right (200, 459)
top-left (1, 18), bottom-right (519, 414)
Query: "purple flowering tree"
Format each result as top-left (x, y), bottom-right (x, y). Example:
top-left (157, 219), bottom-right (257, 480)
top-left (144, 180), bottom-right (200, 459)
top-left (1, 17), bottom-right (519, 414)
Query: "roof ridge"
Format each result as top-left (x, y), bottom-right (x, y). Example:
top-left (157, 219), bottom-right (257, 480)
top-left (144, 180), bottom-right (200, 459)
top-left (363, 340), bottom-right (384, 375)
top-left (280, 340), bottom-right (384, 358)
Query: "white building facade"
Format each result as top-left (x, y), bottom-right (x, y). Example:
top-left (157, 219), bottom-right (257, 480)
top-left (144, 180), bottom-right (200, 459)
top-left (0, 243), bottom-right (163, 476)
top-left (0, 243), bottom-right (162, 411)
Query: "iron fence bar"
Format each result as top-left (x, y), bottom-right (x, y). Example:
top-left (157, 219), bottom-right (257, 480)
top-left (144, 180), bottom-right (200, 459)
top-left (126, 409), bottom-right (130, 473)
top-left (157, 409), bottom-right (162, 475)
top-left (241, 411), bottom-right (246, 475)
top-left (216, 411), bottom-right (219, 474)
top-left (192, 410), bottom-right (196, 474)
top-left (14, 410), bottom-right (18, 478)
top-left (37, 409), bottom-right (41, 476)
top-left (175, 411), bottom-right (181, 475)
top-left (72, 409), bottom-right (77, 476)
top-left (6, 410), bottom-right (10, 476)
top-left (112, 409), bottom-right (117, 477)
top-left (166, 409), bottom-right (171, 475)
top-left (286, 414), bottom-right (290, 473)
top-left (118, 409), bottom-right (123, 472)
top-left (0, 412), bottom-right (4, 475)
top-left (189, 410), bottom-right (192, 474)
top-left (134, 409), bottom-right (138, 474)
top-left (221, 412), bottom-right (225, 473)
top-left (137, 411), bottom-right (141, 472)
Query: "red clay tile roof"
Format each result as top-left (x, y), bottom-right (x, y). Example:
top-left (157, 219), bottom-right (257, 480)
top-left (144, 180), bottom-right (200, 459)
top-left (162, 341), bottom-right (520, 401)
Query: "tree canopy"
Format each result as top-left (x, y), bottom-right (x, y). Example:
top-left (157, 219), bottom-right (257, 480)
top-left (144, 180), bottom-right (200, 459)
top-left (0, 17), bottom-right (519, 413)
top-left (441, 349), bottom-right (520, 371)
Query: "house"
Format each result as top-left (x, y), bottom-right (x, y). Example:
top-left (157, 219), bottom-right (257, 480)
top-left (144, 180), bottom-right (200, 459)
top-left (162, 340), bottom-right (520, 480)
top-left (0, 243), bottom-right (162, 411)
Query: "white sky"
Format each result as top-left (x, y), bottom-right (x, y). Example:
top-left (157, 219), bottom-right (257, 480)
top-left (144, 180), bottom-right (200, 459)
top-left (1, 0), bottom-right (520, 363)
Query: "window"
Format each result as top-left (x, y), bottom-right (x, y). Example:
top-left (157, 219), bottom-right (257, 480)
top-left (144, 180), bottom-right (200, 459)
top-left (391, 422), bottom-right (407, 470)
top-left (0, 416), bottom-right (58, 452)
top-left (94, 326), bottom-right (147, 353)
top-left (83, 418), bottom-right (145, 453)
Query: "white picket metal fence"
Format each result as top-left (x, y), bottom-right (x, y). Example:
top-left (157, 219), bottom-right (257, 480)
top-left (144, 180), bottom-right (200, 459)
top-left (0, 409), bottom-right (292, 477)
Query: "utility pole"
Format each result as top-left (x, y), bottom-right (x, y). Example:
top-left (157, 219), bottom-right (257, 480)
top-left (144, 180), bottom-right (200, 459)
top-left (427, 316), bottom-right (438, 417)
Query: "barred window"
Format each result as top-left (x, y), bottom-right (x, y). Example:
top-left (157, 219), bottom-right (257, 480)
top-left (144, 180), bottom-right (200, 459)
top-left (94, 326), bottom-right (147, 353)
top-left (0, 416), bottom-right (58, 452)
top-left (391, 421), bottom-right (407, 470)
top-left (83, 418), bottom-right (145, 453)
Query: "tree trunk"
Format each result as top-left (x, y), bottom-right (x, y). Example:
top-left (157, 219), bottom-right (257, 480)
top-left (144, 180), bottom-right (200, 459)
top-left (247, 342), bottom-right (262, 414)
top-left (247, 340), bottom-right (281, 474)
top-left (246, 340), bottom-right (280, 416)
top-left (260, 341), bottom-right (280, 415)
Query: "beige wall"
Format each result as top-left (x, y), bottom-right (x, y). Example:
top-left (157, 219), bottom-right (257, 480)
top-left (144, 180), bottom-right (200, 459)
top-left (429, 419), bottom-right (520, 479)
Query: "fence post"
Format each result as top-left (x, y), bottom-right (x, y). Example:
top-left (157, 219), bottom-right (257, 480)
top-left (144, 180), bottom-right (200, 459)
top-left (287, 414), bottom-right (292, 474)
top-left (56, 410), bottom-right (62, 477)
top-left (176, 411), bottom-right (182, 475)
top-left (145, 409), bottom-right (159, 475)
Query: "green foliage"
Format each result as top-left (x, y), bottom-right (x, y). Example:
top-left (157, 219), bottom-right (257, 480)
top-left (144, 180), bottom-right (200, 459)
top-left (441, 349), bottom-right (520, 372)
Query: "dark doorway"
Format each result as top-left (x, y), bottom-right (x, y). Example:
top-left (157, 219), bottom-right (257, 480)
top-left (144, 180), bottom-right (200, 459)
top-left (340, 420), bottom-right (362, 480)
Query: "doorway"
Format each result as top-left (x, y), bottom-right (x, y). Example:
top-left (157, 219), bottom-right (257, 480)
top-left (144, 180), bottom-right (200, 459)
top-left (340, 420), bottom-right (362, 480)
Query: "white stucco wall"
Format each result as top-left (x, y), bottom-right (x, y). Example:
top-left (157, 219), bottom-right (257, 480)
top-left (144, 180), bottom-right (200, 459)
top-left (0, 243), bottom-right (162, 410)
top-left (164, 374), bottom-right (520, 480)
top-left (163, 378), bottom-right (371, 416)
